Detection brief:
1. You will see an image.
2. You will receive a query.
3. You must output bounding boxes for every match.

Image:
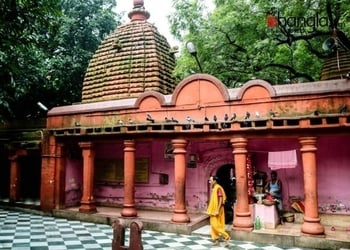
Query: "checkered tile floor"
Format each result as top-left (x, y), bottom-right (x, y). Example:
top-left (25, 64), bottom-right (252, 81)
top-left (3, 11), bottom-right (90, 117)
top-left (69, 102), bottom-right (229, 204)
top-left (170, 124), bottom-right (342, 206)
top-left (0, 208), bottom-right (314, 250)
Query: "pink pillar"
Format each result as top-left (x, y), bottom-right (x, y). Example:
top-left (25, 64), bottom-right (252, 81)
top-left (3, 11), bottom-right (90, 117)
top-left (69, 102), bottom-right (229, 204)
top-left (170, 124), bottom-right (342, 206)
top-left (299, 137), bottom-right (325, 236)
top-left (79, 142), bottom-right (97, 213)
top-left (231, 137), bottom-right (253, 231)
top-left (121, 140), bottom-right (137, 217)
top-left (171, 139), bottom-right (190, 223)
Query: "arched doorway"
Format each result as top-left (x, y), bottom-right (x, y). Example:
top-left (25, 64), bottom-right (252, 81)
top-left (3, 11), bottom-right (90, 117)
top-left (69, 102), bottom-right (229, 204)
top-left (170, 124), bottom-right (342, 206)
top-left (19, 155), bottom-right (41, 205)
top-left (216, 164), bottom-right (236, 224)
top-left (0, 145), bottom-right (10, 200)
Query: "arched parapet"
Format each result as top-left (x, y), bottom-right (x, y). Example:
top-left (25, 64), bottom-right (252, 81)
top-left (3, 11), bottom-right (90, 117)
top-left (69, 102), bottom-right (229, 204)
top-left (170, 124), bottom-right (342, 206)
top-left (170, 74), bottom-right (230, 106)
top-left (236, 79), bottom-right (276, 101)
top-left (134, 90), bottom-right (166, 110)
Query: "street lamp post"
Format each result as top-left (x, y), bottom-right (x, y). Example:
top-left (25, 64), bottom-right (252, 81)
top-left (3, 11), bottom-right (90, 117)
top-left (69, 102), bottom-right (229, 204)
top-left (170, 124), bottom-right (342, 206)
top-left (186, 41), bottom-right (203, 73)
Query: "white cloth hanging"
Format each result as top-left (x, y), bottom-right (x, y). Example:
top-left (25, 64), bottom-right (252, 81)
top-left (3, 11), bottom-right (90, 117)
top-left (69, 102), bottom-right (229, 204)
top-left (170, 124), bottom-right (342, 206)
top-left (268, 150), bottom-right (297, 170)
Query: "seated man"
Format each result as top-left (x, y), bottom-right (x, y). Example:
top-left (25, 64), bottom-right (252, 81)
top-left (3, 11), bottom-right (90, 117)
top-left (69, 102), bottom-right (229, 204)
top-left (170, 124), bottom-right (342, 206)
top-left (264, 170), bottom-right (284, 224)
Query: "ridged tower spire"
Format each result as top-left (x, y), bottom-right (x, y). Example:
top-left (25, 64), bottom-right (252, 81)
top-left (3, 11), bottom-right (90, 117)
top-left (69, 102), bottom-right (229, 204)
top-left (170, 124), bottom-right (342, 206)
top-left (81, 0), bottom-right (176, 103)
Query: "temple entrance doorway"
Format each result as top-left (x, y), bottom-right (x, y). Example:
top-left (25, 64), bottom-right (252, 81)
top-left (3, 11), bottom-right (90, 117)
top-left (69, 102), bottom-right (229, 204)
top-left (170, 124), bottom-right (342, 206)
top-left (216, 164), bottom-right (236, 224)
top-left (19, 155), bottom-right (41, 204)
top-left (0, 145), bottom-right (10, 200)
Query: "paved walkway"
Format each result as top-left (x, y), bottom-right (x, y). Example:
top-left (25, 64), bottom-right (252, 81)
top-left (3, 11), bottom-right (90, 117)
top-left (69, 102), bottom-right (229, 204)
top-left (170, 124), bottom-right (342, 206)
top-left (0, 208), bottom-right (316, 250)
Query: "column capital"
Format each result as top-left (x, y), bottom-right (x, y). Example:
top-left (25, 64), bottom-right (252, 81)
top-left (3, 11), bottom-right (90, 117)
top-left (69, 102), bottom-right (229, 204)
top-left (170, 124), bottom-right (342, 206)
top-left (79, 141), bottom-right (94, 149)
top-left (171, 139), bottom-right (188, 154)
top-left (299, 137), bottom-right (317, 152)
top-left (124, 139), bottom-right (135, 145)
top-left (230, 137), bottom-right (248, 154)
top-left (124, 140), bottom-right (136, 152)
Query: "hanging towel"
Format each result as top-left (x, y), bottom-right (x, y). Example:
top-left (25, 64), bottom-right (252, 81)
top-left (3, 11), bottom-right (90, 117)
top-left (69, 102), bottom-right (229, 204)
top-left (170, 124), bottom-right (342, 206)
top-left (268, 150), bottom-right (297, 170)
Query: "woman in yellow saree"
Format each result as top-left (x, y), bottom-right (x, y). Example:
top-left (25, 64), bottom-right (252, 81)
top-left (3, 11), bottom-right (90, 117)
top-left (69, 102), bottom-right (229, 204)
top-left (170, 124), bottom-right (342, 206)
top-left (207, 176), bottom-right (231, 246)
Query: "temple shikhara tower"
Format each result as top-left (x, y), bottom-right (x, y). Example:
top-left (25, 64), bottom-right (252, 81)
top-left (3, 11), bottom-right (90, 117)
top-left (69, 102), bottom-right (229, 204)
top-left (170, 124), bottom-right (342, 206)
top-left (82, 0), bottom-right (176, 103)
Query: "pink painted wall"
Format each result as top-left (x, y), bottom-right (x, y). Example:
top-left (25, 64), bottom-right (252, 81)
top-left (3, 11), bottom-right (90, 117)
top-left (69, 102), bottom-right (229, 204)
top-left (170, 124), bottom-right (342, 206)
top-left (64, 135), bottom-right (350, 214)
top-left (317, 136), bottom-right (350, 213)
top-left (65, 158), bottom-right (83, 207)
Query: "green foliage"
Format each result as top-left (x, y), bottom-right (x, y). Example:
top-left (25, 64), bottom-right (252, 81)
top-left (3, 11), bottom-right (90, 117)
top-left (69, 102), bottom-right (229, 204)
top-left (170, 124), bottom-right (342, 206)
top-left (45, 0), bottom-right (118, 107)
top-left (0, 0), bottom-right (60, 120)
top-left (0, 0), bottom-right (119, 122)
top-left (170, 0), bottom-right (350, 86)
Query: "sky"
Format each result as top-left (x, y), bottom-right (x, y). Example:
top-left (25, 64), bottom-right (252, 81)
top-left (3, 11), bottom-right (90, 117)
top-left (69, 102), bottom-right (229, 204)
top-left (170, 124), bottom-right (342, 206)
top-left (115, 0), bottom-right (214, 47)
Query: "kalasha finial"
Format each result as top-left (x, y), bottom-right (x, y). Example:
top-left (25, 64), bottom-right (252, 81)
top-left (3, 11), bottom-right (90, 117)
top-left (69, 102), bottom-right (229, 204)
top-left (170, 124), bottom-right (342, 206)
top-left (129, 0), bottom-right (150, 21)
top-left (133, 0), bottom-right (144, 8)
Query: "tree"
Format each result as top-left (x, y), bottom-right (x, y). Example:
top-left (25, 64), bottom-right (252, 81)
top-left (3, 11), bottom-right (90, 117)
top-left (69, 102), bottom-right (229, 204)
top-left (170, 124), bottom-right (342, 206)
top-left (44, 0), bottom-right (119, 108)
top-left (0, 0), bottom-right (61, 120)
top-left (169, 0), bottom-right (350, 87)
top-left (0, 0), bottom-right (119, 122)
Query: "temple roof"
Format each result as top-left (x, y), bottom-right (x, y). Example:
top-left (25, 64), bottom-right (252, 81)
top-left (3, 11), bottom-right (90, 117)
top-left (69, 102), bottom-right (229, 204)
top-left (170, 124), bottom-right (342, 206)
top-left (320, 30), bottom-right (350, 80)
top-left (81, 0), bottom-right (176, 103)
top-left (320, 49), bottom-right (350, 80)
top-left (49, 75), bottom-right (350, 116)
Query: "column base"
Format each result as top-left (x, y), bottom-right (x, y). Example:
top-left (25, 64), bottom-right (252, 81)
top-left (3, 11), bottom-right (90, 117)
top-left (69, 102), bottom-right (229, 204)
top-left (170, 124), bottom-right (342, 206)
top-left (171, 209), bottom-right (190, 223)
top-left (233, 211), bottom-right (253, 231)
top-left (232, 226), bottom-right (253, 231)
top-left (121, 204), bottom-right (138, 217)
top-left (79, 201), bottom-right (97, 213)
top-left (301, 216), bottom-right (325, 236)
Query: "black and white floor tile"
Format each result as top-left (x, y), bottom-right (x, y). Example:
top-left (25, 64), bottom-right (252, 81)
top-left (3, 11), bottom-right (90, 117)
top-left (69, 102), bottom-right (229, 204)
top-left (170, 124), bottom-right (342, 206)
top-left (0, 208), bottom-right (314, 250)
